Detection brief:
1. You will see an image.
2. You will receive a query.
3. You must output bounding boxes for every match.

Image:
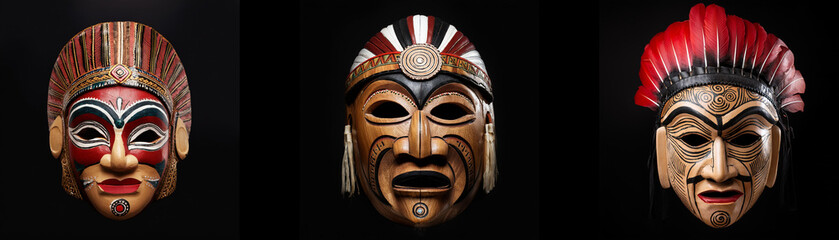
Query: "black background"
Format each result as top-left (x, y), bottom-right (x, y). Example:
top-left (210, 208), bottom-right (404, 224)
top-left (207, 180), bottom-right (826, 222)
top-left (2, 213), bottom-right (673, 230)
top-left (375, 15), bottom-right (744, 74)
top-left (21, 0), bottom-right (838, 239)
top-left (297, 1), bottom-right (542, 239)
top-left (0, 0), bottom-right (554, 239)
top-left (600, 1), bottom-right (835, 239)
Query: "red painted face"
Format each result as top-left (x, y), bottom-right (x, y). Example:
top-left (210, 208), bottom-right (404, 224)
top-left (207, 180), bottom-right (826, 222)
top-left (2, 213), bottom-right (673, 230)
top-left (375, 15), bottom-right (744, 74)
top-left (66, 86), bottom-right (170, 219)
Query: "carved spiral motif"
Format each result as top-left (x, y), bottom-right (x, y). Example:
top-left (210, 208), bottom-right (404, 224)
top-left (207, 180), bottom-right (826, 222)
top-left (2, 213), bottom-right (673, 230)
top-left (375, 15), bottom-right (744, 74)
top-left (399, 44), bottom-right (442, 80)
top-left (710, 211), bottom-right (731, 227)
top-left (663, 85), bottom-right (767, 117)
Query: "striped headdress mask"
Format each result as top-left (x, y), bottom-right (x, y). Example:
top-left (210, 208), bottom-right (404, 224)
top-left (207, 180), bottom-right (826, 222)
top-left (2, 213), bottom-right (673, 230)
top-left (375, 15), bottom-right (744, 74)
top-left (345, 14), bottom-right (492, 103)
top-left (341, 15), bottom-right (498, 227)
top-left (47, 21), bottom-right (191, 199)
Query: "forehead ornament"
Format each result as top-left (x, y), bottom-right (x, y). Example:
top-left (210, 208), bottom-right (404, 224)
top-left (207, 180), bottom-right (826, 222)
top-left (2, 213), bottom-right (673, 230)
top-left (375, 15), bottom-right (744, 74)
top-left (399, 43), bottom-right (442, 80)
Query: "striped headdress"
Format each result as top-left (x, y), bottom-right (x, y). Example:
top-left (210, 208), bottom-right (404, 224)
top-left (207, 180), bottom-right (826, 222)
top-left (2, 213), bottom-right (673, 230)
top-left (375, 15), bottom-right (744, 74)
top-left (346, 15), bottom-right (492, 102)
top-left (48, 21), bottom-right (192, 133)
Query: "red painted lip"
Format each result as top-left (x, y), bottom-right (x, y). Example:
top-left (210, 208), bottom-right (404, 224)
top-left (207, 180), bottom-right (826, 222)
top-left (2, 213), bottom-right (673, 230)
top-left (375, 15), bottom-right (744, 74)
top-left (98, 178), bottom-right (141, 194)
top-left (698, 190), bottom-right (743, 204)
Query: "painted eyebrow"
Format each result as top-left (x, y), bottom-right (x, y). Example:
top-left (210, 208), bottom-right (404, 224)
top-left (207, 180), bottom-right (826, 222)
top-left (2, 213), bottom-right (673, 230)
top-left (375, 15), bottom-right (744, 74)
top-left (68, 99), bottom-right (168, 128)
top-left (660, 106), bottom-right (717, 129)
top-left (68, 99), bottom-right (119, 126)
top-left (123, 100), bottom-right (169, 125)
top-left (720, 106), bottom-right (776, 130)
top-left (661, 105), bottom-right (776, 131)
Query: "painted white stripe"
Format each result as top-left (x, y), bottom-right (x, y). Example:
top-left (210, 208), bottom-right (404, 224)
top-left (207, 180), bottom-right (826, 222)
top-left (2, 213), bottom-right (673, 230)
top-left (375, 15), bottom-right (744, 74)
top-left (122, 104), bottom-right (169, 124)
top-left (381, 25), bottom-right (404, 52)
top-left (461, 50), bottom-right (487, 72)
top-left (69, 98), bottom-right (167, 129)
top-left (351, 48), bottom-right (375, 71)
top-left (438, 25), bottom-right (458, 52)
top-left (69, 102), bottom-right (116, 126)
top-left (414, 15), bottom-right (428, 44)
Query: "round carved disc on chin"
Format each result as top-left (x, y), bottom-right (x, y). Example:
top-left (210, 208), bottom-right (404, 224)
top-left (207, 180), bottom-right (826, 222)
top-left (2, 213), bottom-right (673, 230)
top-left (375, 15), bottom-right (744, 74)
top-left (412, 202), bottom-right (428, 218)
top-left (110, 198), bottom-right (130, 217)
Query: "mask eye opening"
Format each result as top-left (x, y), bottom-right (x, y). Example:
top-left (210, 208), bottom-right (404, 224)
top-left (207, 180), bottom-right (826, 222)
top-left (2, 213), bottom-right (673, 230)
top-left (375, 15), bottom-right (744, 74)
top-left (76, 127), bottom-right (106, 141)
top-left (369, 101), bottom-right (410, 118)
top-left (680, 133), bottom-right (709, 147)
top-left (429, 103), bottom-right (471, 120)
top-left (729, 133), bottom-right (760, 147)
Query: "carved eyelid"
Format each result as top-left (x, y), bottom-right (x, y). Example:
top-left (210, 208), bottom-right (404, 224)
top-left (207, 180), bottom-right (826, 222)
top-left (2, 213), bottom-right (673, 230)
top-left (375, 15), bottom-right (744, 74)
top-left (362, 89), bottom-right (417, 112)
top-left (68, 120), bottom-right (110, 149)
top-left (127, 123), bottom-right (169, 151)
top-left (423, 91), bottom-right (473, 108)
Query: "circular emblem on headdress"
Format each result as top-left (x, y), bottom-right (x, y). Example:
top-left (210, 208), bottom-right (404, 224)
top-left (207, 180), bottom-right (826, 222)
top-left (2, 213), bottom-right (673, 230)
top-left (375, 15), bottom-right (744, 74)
top-left (399, 43), bottom-right (442, 80)
top-left (110, 198), bottom-right (130, 217)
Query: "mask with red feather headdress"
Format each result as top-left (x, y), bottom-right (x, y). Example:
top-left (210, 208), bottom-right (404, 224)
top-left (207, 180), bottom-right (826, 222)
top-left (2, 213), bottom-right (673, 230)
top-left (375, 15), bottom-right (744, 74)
top-left (636, 4), bottom-right (803, 228)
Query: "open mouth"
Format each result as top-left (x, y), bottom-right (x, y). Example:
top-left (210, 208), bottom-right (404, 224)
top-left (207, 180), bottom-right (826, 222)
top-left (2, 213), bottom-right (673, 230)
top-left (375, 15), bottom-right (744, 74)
top-left (698, 190), bottom-right (743, 204)
top-left (392, 171), bottom-right (451, 190)
top-left (98, 178), bottom-right (142, 194)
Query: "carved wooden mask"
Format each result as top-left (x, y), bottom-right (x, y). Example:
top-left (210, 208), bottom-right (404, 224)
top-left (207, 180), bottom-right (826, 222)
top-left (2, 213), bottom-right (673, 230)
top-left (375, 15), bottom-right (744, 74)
top-left (655, 85), bottom-right (781, 228)
top-left (48, 21), bottom-right (192, 220)
top-left (342, 15), bottom-right (496, 227)
top-left (634, 4), bottom-right (805, 228)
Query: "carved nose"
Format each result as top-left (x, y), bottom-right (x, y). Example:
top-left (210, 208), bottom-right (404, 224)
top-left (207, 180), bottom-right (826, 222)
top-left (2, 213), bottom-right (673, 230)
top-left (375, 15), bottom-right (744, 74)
top-left (99, 130), bottom-right (138, 173)
top-left (393, 110), bottom-right (448, 159)
top-left (701, 136), bottom-right (737, 183)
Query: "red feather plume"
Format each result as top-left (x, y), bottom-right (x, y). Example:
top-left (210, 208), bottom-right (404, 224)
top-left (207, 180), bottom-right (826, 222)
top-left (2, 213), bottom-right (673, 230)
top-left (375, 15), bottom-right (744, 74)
top-left (779, 70), bottom-right (805, 112)
top-left (740, 19), bottom-right (757, 71)
top-left (635, 3), bottom-right (806, 113)
top-left (703, 4), bottom-right (729, 68)
top-left (748, 23), bottom-right (767, 76)
top-left (689, 4), bottom-right (706, 68)
top-left (635, 85), bottom-right (659, 110)
top-left (666, 21), bottom-right (691, 73)
top-left (727, 15), bottom-right (745, 70)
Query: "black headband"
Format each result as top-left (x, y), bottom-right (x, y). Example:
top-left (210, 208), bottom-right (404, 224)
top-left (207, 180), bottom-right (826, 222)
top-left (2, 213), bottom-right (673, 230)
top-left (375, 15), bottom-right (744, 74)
top-left (658, 66), bottom-right (776, 108)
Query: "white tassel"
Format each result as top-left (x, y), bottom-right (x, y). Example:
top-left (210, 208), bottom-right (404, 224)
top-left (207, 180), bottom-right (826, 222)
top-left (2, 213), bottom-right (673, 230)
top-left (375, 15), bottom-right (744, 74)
top-left (482, 123), bottom-right (497, 193)
top-left (341, 125), bottom-right (357, 196)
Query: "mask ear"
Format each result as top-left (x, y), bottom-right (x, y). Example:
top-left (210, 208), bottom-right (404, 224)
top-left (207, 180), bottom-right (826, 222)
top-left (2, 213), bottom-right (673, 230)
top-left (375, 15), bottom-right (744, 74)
top-left (766, 125), bottom-right (782, 188)
top-left (49, 116), bottom-right (64, 158)
top-left (655, 127), bottom-right (671, 189)
top-left (174, 117), bottom-right (190, 159)
top-left (341, 124), bottom-right (357, 196)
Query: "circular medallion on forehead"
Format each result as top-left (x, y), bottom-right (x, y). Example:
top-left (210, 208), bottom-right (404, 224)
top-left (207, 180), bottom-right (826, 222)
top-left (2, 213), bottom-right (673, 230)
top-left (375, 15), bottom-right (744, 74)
top-left (399, 43), bottom-right (442, 80)
top-left (110, 198), bottom-right (130, 217)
